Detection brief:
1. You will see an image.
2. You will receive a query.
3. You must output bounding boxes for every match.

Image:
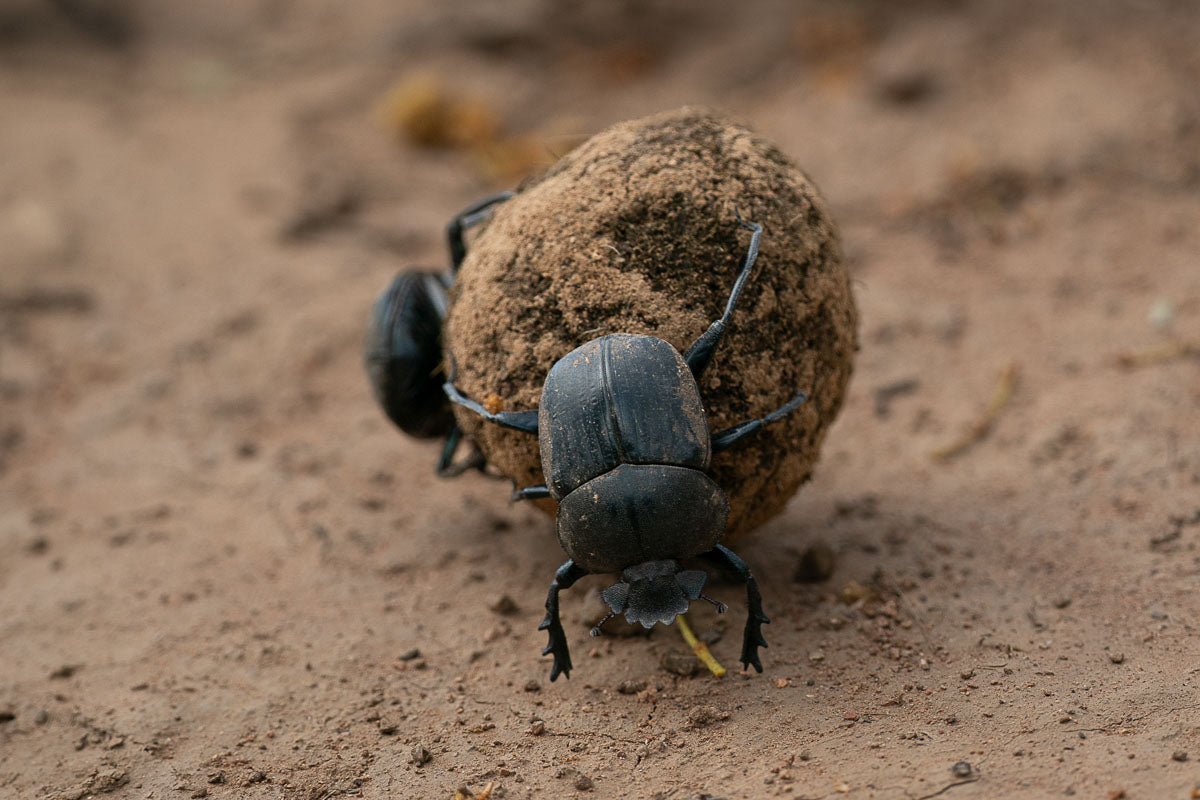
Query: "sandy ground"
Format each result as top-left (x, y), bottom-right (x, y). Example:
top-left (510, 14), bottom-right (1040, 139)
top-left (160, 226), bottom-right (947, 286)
top-left (2, 1), bottom-right (1199, 798)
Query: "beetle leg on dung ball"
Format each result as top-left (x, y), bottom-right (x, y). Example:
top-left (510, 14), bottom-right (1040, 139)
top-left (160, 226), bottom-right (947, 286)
top-left (511, 484), bottom-right (552, 502)
top-left (447, 190), bottom-right (514, 273)
top-left (684, 216), bottom-right (763, 380)
top-left (443, 358), bottom-right (540, 434)
top-left (711, 390), bottom-right (808, 452)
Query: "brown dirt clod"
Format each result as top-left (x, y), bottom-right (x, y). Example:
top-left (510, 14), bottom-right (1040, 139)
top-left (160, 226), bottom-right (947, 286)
top-left (446, 107), bottom-right (857, 540)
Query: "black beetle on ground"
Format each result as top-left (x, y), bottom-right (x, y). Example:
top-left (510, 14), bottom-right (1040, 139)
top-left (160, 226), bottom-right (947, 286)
top-left (363, 192), bottom-right (512, 475)
top-left (445, 217), bottom-right (807, 680)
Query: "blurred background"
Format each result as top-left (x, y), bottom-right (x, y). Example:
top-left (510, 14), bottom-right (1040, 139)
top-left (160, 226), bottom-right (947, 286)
top-left (1, 1), bottom-right (1198, 798)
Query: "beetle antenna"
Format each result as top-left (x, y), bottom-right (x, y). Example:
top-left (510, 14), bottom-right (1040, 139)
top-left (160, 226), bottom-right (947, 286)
top-left (699, 595), bottom-right (728, 613)
top-left (590, 612), bottom-right (617, 636)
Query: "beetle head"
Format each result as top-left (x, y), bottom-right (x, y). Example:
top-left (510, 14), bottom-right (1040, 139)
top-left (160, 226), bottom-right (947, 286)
top-left (594, 560), bottom-right (726, 632)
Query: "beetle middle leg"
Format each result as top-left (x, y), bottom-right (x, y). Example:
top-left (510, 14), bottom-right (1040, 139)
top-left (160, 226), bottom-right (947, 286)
top-left (540, 560), bottom-right (589, 681)
top-left (443, 357), bottom-right (540, 434)
top-left (711, 390), bottom-right (808, 452)
top-left (684, 215), bottom-right (764, 379)
top-left (701, 544), bottom-right (770, 673)
top-left (511, 484), bottom-right (552, 501)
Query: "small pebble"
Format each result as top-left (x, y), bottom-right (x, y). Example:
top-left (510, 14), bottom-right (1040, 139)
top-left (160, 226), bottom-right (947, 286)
top-left (399, 648), bottom-right (421, 661)
top-left (1109, 653), bottom-right (1125, 664)
top-left (411, 744), bottom-right (432, 765)
top-left (951, 761), bottom-right (973, 778)
top-left (794, 541), bottom-right (836, 583)
top-left (523, 680), bottom-right (540, 693)
top-left (528, 720), bottom-right (545, 736)
top-left (490, 595), bottom-right (520, 615)
top-left (1172, 750), bottom-right (1188, 762)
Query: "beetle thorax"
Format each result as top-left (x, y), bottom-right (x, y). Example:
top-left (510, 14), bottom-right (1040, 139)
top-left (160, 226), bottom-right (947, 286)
top-left (555, 463), bottom-right (728, 574)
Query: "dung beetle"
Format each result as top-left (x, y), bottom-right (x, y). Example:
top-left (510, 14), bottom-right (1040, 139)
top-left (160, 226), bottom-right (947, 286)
top-left (445, 217), bottom-right (807, 680)
top-left (364, 191), bottom-right (512, 475)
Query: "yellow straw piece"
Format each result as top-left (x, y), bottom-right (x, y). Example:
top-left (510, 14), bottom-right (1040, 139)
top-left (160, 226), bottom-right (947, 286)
top-left (930, 362), bottom-right (1019, 462)
top-left (676, 614), bottom-right (726, 677)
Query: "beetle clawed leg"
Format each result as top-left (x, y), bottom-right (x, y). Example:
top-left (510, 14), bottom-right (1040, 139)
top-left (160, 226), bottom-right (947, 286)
top-left (540, 560), bottom-right (588, 681)
top-left (698, 594), bottom-right (727, 614)
top-left (590, 611), bottom-right (618, 637)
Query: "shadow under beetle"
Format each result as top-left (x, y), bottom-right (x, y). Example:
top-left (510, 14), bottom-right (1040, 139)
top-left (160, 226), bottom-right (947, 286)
top-left (445, 216), bottom-right (807, 680)
top-left (363, 191), bottom-right (512, 476)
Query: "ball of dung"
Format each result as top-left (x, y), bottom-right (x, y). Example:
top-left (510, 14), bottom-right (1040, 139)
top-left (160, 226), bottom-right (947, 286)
top-left (446, 107), bottom-right (857, 541)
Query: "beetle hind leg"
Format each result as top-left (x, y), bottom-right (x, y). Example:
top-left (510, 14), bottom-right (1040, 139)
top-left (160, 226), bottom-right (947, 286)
top-left (684, 215), bottom-right (763, 380)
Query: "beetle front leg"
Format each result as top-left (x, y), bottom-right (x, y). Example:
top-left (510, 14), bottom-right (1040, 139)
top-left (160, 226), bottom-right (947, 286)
top-left (539, 560), bottom-right (588, 681)
top-left (702, 544), bottom-right (770, 673)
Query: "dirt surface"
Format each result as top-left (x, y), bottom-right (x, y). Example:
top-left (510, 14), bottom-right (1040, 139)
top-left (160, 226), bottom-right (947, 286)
top-left (447, 107), bottom-right (856, 539)
top-left (2, 2), bottom-right (1199, 799)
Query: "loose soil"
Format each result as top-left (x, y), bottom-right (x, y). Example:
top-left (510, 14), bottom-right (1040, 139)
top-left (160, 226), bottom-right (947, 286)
top-left (2, 2), bottom-right (1199, 799)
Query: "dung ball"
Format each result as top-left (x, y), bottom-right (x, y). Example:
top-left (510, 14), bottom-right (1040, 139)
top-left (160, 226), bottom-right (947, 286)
top-left (446, 107), bottom-right (857, 541)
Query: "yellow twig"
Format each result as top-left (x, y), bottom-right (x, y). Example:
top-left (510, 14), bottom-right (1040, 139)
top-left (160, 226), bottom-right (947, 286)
top-left (1115, 339), bottom-right (1200, 369)
top-left (930, 362), bottom-right (1019, 462)
top-left (676, 614), bottom-right (726, 678)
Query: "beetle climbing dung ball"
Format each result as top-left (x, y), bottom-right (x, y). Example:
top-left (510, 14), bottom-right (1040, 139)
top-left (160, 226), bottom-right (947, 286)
top-left (446, 107), bottom-right (857, 541)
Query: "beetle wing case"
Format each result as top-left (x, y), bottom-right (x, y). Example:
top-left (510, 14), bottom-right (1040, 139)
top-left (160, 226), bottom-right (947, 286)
top-left (364, 271), bottom-right (453, 439)
top-left (538, 334), bottom-right (710, 499)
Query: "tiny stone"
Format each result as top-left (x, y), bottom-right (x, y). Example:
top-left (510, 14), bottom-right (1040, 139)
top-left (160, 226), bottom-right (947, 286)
top-left (618, 679), bottom-right (647, 695)
top-left (574, 773), bottom-right (594, 791)
top-left (528, 720), bottom-right (545, 736)
top-left (410, 744), bottom-right (432, 765)
top-left (660, 651), bottom-right (703, 676)
top-left (1109, 653), bottom-right (1125, 664)
top-left (399, 648), bottom-right (421, 661)
top-left (1172, 751), bottom-right (1188, 762)
top-left (34, 709), bottom-right (49, 725)
top-left (951, 761), bottom-right (973, 778)
top-left (960, 669), bottom-right (975, 680)
top-left (191, 790), bottom-right (208, 799)
top-left (490, 595), bottom-right (520, 615)
top-left (794, 540), bottom-right (836, 583)
top-left (1053, 596), bottom-right (1072, 609)
top-left (247, 771), bottom-right (267, 784)
top-left (207, 771), bottom-right (225, 785)
top-left (523, 680), bottom-right (540, 692)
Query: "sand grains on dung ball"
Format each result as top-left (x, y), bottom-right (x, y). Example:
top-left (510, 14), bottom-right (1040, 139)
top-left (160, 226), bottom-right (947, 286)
top-left (446, 107), bottom-right (857, 540)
